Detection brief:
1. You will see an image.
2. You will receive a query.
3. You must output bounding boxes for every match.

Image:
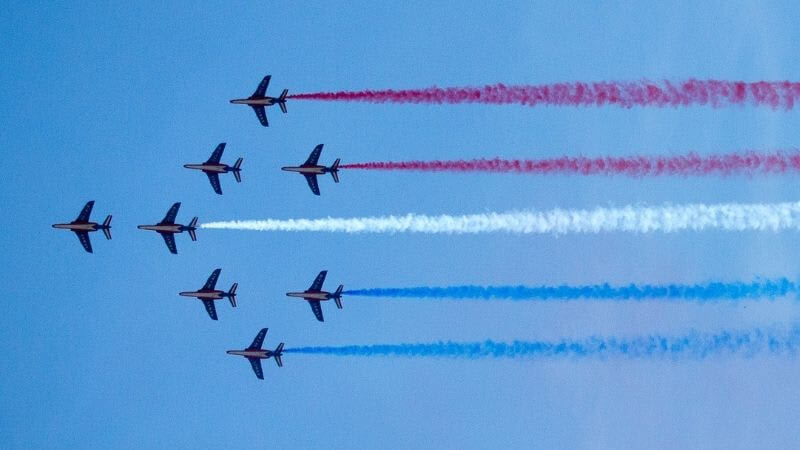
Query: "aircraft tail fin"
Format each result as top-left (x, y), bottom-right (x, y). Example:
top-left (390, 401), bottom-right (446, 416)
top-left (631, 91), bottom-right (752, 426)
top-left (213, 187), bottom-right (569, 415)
top-left (274, 343), bottom-right (284, 367)
top-left (228, 283), bottom-right (238, 307)
top-left (279, 89), bottom-right (288, 113)
top-left (233, 158), bottom-right (243, 182)
top-left (331, 159), bottom-right (341, 183)
top-left (102, 215), bottom-right (112, 239)
top-left (334, 285), bottom-right (344, 309)
top-left (187, 217), bottom-right (198, 241)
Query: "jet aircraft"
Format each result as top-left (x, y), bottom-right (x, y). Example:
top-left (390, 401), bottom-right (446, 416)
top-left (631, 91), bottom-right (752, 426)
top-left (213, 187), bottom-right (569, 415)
top-left (281, 144), bottom-right (340, 196)
top-left (137, 202), bottom-right (197, 254)
top-left (227, 328), bottom-right (284, 379)
top-left (286, 270), bottom-right (344, 322)
top-left (179, 268), bottom-right (237, 320)
top-left (184, 143), bottom-right (242, 195)
top-left (229, 75), bottom-right (288, 127)
top-left (52, 201), bottom-right (112, 253)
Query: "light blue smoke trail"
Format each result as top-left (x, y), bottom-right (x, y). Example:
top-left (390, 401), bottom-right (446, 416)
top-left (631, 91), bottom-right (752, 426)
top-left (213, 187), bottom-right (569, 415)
top-left (343, 278), bottom-right (797, 301)
top-left (285, 327), bottom-right (800, 360)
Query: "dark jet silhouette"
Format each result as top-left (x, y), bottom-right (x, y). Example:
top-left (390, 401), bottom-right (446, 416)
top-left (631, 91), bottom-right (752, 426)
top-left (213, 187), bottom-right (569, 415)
top-left (184, 143), bottom-right (242, 195)
top-left (137, 202), bottom-right (197, 254)
top-left (230, 75), bottom-right (287, 127)
top-left (227, 328), bottom-right (284, 379)
top-left (52, 201), bottom-right (112, 253)
top-left (286, 270), bottom-right (344, 322)
top-left (179, 268), bottom-right (238, 321)
top-left (281, 144), bottom-right (340, 196)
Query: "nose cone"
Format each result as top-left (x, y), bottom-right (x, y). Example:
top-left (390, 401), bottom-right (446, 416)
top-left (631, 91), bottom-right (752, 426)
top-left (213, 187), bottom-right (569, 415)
top-left (179, 292), bottom-right (192, 297)
top-left (226, 350), bottom-right (235, 355)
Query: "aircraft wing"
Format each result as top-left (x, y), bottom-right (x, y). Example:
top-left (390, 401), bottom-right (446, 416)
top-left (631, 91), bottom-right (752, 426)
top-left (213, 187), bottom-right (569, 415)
top-left (248, 357), bottom-right (264, 379)
top-left (76, 201), bottom-right (94, 223)
top-left (202, 299), bottom-right (218, 320)
top-left (206, 173), bottom-right (223, 195)
top-left (308, 300), bottom-right (324, 322)
top-left (161, 233), bottom-right (178, 254)
top-left (75, 231), bottom-right (93, 253)
top-left (202, 268), bottom-right (221, 290)
top-left (160, 202), bottom-right (181, 224)
top-left (252, 106), bottom-right (269, 127)
top-left (309, 270), bottom-right (327, 292)
top-left (249, 328), bottom-right (268, 350)
top-left (303, 144), bottom-right (324, 166)
top-left (206, 143), bottom-right (225, 164)
top-left (303, 174), bottom-right (320, 196)
top-left (253, 75), bottom-right (270, 98)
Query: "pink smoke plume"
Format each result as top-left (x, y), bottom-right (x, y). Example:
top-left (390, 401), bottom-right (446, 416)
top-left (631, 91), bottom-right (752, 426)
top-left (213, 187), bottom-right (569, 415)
top-left (340, 151), bottom-right (800, 176)
top-left (289, 79), bottom-right (800, 109)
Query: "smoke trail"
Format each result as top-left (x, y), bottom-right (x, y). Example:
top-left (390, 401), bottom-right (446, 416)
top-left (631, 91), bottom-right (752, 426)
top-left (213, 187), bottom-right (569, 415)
top-left (341, 151), bottom-right (800, 176)
top-left (201, 201), bottom-right (800, 235)
top-left (288, 79), bottom-right (800, 109)
top-left (285, 326), bottom-right (800, 360)
top-left (344, 278), bottom-right (796, 302)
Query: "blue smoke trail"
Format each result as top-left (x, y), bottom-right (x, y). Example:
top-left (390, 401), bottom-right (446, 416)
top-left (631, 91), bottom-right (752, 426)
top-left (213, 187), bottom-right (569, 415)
top-left (285, 327), bottom-right (800, 360)
top-left (343, 278), bottom-right (797, 301)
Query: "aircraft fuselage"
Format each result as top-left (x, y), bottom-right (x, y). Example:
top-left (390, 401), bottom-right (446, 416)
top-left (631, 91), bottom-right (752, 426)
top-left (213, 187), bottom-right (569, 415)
top-left (286, 291), bottom-right (335, 301)
top-left (230, 97), bottom-right (280, 106)
top-left (281, 165), bottom-right (329, 175)
top-left (226, 349), bottom-right (274, 359)
top-left (137, 224), bottom-right (190, 234)
top-left (180, 289), bottom-right (227, 300)
top-left (184, 163), bottom-right (232, 174)
top-left (52, 222), bottom-right (102, 232)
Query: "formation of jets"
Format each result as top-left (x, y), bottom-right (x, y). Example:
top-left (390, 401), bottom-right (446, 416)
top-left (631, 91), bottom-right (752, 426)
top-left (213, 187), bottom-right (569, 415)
top-left (54, 75), bottom-right (351, 379)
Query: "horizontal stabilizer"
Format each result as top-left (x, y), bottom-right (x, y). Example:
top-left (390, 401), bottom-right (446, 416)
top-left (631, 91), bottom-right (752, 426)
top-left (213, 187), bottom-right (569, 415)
top-left (188, 229), bottom-right (197, 241)
top-left (228, 283), bottom-right (238, 307)
top-left (279, 89), bottom-right (288, 101)
top-left (233, 158), bottom-right (243, 183)
top-left (102, 215), bottom-right (112, 240)
top-left (189, 217), bottom-right (198, 228)
top-left (274, 343), bottom-right (284, 367)
top-left (331, 159), bottom-right (341, 183)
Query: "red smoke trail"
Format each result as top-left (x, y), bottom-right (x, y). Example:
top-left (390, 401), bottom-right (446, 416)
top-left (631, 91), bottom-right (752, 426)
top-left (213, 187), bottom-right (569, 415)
top-left (289, 79), bottom-right (800, 109)
top-left (340, 151), bottom-right (800, 176)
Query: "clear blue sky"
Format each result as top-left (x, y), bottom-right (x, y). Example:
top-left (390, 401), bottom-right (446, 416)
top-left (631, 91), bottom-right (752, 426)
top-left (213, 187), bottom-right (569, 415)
top-left (3, 1), bottom-right (800, 448)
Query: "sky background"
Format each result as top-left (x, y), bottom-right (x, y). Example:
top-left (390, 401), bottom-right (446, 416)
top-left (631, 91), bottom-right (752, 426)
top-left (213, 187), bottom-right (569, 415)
top-left (4, 1), bottom-right (800, 448)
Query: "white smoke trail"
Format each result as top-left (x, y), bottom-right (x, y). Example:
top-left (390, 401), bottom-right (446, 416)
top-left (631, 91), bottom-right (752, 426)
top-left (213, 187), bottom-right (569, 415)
top-left (200, 201), bottom-right (800, 235)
